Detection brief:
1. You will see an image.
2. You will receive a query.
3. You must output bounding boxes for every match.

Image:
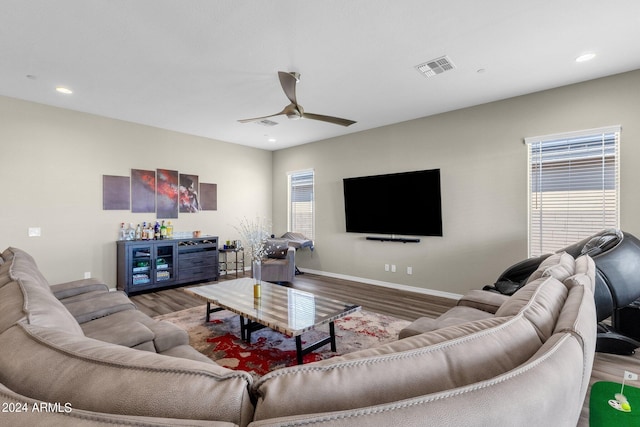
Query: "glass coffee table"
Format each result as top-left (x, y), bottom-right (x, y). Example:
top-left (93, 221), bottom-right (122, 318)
top-left (185, 278), bottom-right (361, 365)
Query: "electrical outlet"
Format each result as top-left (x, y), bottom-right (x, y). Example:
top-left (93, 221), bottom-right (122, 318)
top-left (384, 264), bottom-right (390, 272)
top-left (28, 227), bottom-right (41, 237)
top-left (391, 264), bottom-right (396, 273)
top-left (407, 266), bottom-right (413, 275)
top-left (84, 272), bottom-right (91, 279)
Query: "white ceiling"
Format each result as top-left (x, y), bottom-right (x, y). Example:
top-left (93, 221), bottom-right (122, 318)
top-left (1, 1), bottom-right (639, 151)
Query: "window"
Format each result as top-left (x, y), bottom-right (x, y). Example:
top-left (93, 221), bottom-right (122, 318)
top-left (288, 169), bottom-right (315, 239)
top-left (526, 126), bottom-right (620, 257)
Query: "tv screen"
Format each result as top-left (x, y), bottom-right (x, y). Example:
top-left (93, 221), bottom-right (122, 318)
top-left (343, 169), bottom-right (442, 237)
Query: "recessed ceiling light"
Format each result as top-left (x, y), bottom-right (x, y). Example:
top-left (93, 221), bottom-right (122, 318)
top-left (55, 86), bottom-right (73, 94)
top-left (576, 53), bottom-right (596, 63)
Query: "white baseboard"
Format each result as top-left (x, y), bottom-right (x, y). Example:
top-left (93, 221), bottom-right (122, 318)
top-left (297, 268), bottom-right (462, 301)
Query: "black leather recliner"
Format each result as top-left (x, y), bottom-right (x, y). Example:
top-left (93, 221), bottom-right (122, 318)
top-left (489, 229), bottom-right (640, 355)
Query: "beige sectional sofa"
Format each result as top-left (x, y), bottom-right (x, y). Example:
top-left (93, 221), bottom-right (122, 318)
top-left (0, 247), bottom-right (596, 426)
top-left (0, 247), bottom-right (254, 426)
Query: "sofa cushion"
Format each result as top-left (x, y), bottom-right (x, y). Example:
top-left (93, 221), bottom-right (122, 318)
top-left (0, 280), bottom-right (27, 335)
top-left (8, 248), bottom-right (52, 291)
top-left (81, 309), bottom-right (189, 353)
top-left (63, 291), bottom-right (136, 323)
top-left (525, 251), bottom-right (575, 284)
top-left (3, 248), bottom-right (82, 336)
top-left (18, 278), bottom-right (84, 336)
top-left (1, 247), bottom-right (14, 263)
top-left (398, 316), bottom-right (438, 339)
top-left (252, 314), bottom-right (542, 421)
top-left (456, 289), bottom-right (509, 313)
top-left (0, 261), bottom-right (12, 288)
top-left (160, 344), bottom-right (217, 364)
top-left (574, 254), bottom-right (596, 285)
top-left (494, 276), bottom-right (568, 342)
top-left (563, 273), bottom-right (593, 291)
top-left (81, 314), bottom-right (155, 348)
top-left (147, 320), bottom-right (189, 353)
top-left (399, 306), bottom-right (494, 339)
top-left (50, 278), bottom-right (109, 300)
top-left (0, 323), bottom-right (255, 426)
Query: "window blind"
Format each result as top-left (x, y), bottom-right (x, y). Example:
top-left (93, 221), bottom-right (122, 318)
top-left (288, 170), bottom-right (315, 239)
top-left (526, 126), bottom-right (620, 257)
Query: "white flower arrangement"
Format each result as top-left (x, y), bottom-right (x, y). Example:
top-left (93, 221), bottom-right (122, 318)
top-left (234, 216), bottom-right (272, 261)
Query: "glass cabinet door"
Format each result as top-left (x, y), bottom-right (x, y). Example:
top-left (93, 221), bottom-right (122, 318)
top-left (154, 243), bottom-right (175, 283)
top-left (130, 245), bottom-right (152, 287)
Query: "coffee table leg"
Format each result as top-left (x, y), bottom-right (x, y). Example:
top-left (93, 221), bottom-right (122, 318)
top-left (296, 336), bottom-right (304, 365)
top-left (329, 321), bottom-right (337, 352)
top-left (240, 316), bottom-right (248, 341)
top-left (205, 302), bottom-right (224, 323)
top-left (295, 321), bottom-right (337, 365)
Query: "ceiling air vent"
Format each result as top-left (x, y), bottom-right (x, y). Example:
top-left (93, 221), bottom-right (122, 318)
top-left (415, 56), bottom-right (455, 78)
top-left (256, 119), bottom-right (278, 127)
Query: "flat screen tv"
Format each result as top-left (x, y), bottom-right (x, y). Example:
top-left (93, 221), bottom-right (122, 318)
top-left (343, 169), bottom-right (442, 237)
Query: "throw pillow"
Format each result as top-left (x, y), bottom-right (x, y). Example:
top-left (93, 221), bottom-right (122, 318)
top-left (265, 240), bottom-right (288, 259)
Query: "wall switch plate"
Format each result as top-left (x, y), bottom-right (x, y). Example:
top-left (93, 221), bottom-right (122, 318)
top-left (391, 264), bottom-right (396, 273)
top-left (84, 272), bottom-right (91, 279)
top-left (28, 227), bottom-right (41, 237)
top-left (407, 266), bottom-right (413, 275)
top-left (384, 264), bottom-right (390, 272)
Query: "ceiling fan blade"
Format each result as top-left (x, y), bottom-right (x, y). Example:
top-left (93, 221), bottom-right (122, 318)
top-left (301, 112), bottom-right (356, 127)
top-left (278, 71), bottom-right (299, 105)
top-left (237, 109), bottom-right (286, 123)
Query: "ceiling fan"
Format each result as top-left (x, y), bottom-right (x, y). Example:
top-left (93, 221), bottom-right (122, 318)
top-left (238, 71), bottom-right (356, 127)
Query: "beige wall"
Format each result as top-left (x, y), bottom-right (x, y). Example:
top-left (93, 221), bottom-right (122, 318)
top-left (0, 96), bottom-right (272, 287)
top-left (272, 70), bottom-right (640, 296)
top-left (2, 70), bottom-right (639, 296)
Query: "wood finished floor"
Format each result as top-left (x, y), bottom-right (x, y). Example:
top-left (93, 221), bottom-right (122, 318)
top-left (130, 271), bottom-right (639, 426)
top-left (130, 271), bottom-right (457, 321)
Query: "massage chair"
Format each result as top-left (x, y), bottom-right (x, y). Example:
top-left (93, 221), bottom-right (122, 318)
top-left (488, 229), bottom-right (640, 355)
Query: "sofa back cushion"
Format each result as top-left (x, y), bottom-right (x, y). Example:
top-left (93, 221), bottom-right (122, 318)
top-left (4, 249), bottom-right (83, 336)
top-left (18, 279), bottom-right (84, 335)
top-left (526, 251), bottom-right (575, 284)
top-left (252, 314), bottom-right (543, 421)
top-left (494, 276), bottom-right (568, 342)
top-left (572, 255), bottom-right (596, 288)
top-left (0, 260), bottom-right (12, 289)
top-left (0, 281), bottom-right (28, 335)
top-left (8, 247), bottom-right (51, 290)
top-left (1, 248), bottom-right (14, 263)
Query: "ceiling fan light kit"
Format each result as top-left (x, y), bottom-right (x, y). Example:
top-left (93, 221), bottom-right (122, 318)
top-left (239, 71), bottom-right (356, 127)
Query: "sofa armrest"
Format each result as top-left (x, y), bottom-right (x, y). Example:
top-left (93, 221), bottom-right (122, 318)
top-left (457, 290), bottom-right (509, 314)
top-left (50, 278), bottom-right (109, 300)
top-left (286, 247), bottom-right (295, 276)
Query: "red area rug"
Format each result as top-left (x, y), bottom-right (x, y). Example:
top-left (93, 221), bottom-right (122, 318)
top-left (156, 305), bottom-right (410, 375)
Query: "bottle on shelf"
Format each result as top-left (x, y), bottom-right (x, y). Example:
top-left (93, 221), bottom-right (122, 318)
top-left (166, 221), bottom-right (174, 239)
top-left (127, 223), bottom-right (135, 241)
top-left (154, 221), bottom-right (160, 240)
top-left (118, 223), bottom-right (126, 241)
top-left (160, 220), bottom-right (167, 239)
top-left (135, 224), bottom-right (142, 240)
